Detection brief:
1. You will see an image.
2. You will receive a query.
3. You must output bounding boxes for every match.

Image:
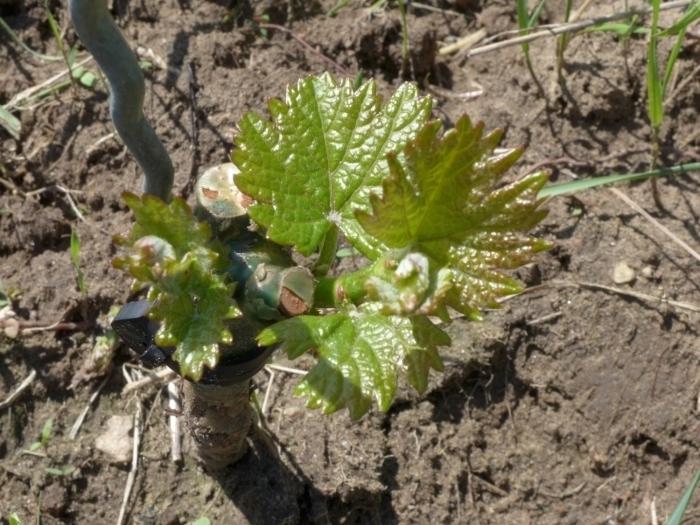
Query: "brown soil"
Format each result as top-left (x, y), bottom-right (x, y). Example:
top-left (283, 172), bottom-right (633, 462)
top-left (1, 1), bottom-right (699, 524)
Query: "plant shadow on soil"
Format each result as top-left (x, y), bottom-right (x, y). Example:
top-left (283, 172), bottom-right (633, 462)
top-left (205, 430), bottom-right (401, 525)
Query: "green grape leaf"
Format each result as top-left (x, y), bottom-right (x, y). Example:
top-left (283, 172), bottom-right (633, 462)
top-left (117, 193), bottom-right (211, 257)
top-left (113, 194), bottom-right (239, 381)
top-left (357, 116), bottom-right (550, 319)
top-left (233, 73), bottom-right (432, 256)
top-left (257, 306), bottom-right (448, 418)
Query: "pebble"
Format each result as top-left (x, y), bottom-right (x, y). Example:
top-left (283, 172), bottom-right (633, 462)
top-left (613, 261), bottom-right (636, 284)
top-left (95, 415), bottom-right (133, 464)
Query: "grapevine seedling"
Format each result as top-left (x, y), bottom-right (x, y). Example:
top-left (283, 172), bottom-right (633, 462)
top-left (70, 0), bottom-right (550, 469)
top-left (114, 74), bottom-right (549, 418)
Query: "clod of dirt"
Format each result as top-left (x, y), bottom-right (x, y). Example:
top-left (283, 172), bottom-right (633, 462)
top-left (95, 415), bottom-right (133, 464)
top-left (41, 482), bottom-right (70, 517)
top-left (613, 261), bottom-right (636, 285)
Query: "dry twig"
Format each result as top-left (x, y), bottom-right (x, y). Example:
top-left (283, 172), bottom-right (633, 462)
top-left (438, 28), bottom-right (487, 56)
top-left (608, 187), bottom-right (700, 265)
top-left (266, 363), bottom-right (308, 376)
top-left (550, 280), bottom-right (700, 313)
top-left (259, 23), bottom-right (349, 75)
top-left (167, 381), bottom-right (182, 463)
top-left (69, 375), bottom-right (110, 440)
top-left (261, 369), bottom-right (276, 417)
top-left (0, 369), bottom-right (37, 410)
top-left (116, 401), bottom-right (142, 525)
top-left (122, 367), bottom-right (176, 395)
top-left (463, 1), bottom-right (693, 58)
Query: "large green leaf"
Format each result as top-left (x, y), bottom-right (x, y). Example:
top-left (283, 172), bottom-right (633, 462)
top-left (357, 116), bottom-right (550, 319)
top-left (258, 307), bottom-right (448, 419)
top-left (114, 194), bottom-right (239, 381)
top-left (233, 73), bottom-right (432, 256)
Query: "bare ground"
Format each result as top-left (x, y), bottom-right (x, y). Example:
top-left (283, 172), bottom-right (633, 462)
top-left (1, 1), bottom-right (699, 523)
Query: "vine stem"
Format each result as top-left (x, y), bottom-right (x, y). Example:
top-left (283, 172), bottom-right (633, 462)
top-left (69, 0), bottom-right (173, 200)
top-left (314, 265), bottom-right (373, 308)
top-left (183, 380), bottom-right (252, 470)
top-left (313, 225), bottom-right (339, 276)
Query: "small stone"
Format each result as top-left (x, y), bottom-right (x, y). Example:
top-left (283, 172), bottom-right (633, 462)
top-left (641, 266), bottom-right (654, 279)
top-left (95, 415), bottom-right (133, 463)
top-left (3, 318), bottom-right (19, 338)
top-left (613, 262), bottom-right (635, 284)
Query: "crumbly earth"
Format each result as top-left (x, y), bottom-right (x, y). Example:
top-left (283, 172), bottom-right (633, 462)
top-left (1, 1), bottom-right (699, 523)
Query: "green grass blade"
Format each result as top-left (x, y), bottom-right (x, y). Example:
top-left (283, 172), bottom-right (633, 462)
top-left (70, 227), bottom-right (87, 294)
top-left (665, 470), bottom-right (700, 525)
top-left (45, 0), bottom-right (76, 90)
top-left (327, 0), bottom-right (350, 17)
top-left (516, 0), bottom-right (546, 93)
top-left (0, 106), bottom-right (21, 140)
top-left (516, 0), bottom-right (531, 53)
top-left (528, 0), bottom-right (546, 26)
top-left (659, 1), bottom-right (700, 37)
top-left (538, 162), bottom-right (700, 198)
top-left (0, 16), bottom-right (62, 62)
top-left (398, 0), bottom-right (410, 70)
top-left (646, 0), bottom-right (663, 132)
top-left (662, 24), bottom-right (687, 95)
top-left (587, 22), bottom-right (646, 36)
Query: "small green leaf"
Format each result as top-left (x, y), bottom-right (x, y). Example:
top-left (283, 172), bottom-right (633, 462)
top-left (148, 249), bottom-right (238, 380)
top-left (70, 227), bottom-right (87, 294)
top-left (8, 512), bottom-right (23, 525)
top-left (79, 70), bottom-right (97, 88)
top-left (114, 195), bottom-right (239, 381)
top-left (234, 73), bottom-right (432, 256)
top-left (357, 116), bottom-right (550, 319)
top-left (258, 307), bottom-right (448, 418)
top-left (27, 417), bottom-right (52, 451)
top-left (117, 193), bottom-right (212, 258)
top-left (45, 466), bottom-right (75, 477)
top-left (40, 418), bottom-right (53, 447)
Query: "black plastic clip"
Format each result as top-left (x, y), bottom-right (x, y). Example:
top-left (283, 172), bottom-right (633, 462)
top-left (111, 300), bottom-right (276, 384)
top-left (111, 300), bottom-right (170, 369)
